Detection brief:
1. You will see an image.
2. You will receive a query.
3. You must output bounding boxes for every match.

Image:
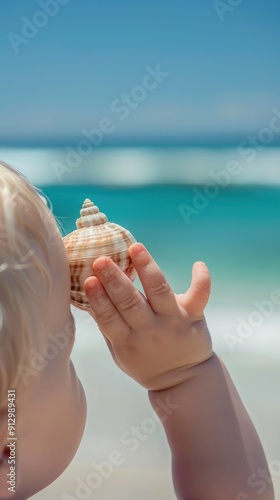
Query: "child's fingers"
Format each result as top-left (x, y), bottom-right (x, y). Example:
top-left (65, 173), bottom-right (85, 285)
top-left (129, 243), bottom-right (179, 316)
top-left (84, 276), bottom-right (130, 345)
top-left (181, 262), bottom-right (211, 318)
top-left (90, 257), bottom-right (155, 329)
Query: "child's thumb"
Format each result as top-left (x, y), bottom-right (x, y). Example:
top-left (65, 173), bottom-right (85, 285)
top-left (182, 262), bottom-right (211, 318)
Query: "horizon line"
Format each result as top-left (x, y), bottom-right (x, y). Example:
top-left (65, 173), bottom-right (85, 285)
top-left (1, 136), bottom-right (280, 149)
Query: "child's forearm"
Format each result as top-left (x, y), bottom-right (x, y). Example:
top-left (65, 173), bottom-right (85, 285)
top-left (148, 354), bottom-right (274, 500)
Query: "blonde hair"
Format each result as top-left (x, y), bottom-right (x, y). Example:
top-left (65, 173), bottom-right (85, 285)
top-left (0, 161), bottom-right (63, 409)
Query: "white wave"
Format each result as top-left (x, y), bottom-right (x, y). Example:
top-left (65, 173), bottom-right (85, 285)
top-left (207, 309), bottom-right (280, 359)
top-left (0, 146), bottom-right (280, 186)
top-left (71, 306), bottom-right (280, 360)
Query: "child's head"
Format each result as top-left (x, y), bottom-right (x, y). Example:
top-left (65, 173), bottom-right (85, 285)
top-left (0, 162), bottom-right (86, 499)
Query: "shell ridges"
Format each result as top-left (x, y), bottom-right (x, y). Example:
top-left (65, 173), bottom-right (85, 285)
top-left (63, 199), bottom-right (137, 312)
top-left (76, 199), bottom-right (108, 228)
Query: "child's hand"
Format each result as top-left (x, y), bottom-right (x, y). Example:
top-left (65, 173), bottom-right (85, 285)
top-left (84, 243), bottom-right (212, 390)
top-left (85, 244), bottom-right (275, 500)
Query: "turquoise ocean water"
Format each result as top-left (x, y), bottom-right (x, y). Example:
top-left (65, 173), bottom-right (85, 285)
top-left (42, 183), bottom-right (280, 309)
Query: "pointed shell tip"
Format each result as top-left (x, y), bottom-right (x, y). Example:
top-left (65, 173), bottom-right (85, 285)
top-left (83, 198), bottom-right (93, 206)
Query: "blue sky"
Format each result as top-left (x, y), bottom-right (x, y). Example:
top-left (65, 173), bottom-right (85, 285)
top-left (1, 0), bottom-right (280, 145)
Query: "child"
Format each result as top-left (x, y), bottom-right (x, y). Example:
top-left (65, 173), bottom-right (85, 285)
top-left (0, 162), bottom-right (275, 500)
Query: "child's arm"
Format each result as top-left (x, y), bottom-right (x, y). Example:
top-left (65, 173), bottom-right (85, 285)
top-left (148, 356), bottom-right (273, 500)
top-left (84, 243), bottom-right (274, 500)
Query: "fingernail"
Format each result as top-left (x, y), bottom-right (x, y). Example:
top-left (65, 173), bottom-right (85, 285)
top-left (131, 243), bottom-right (145, 256)
top-left (94, 257), bottom-right (111, 272)
top-left (196, 261), bottom-right (207, 271)
top-left (85, 277), bottom-right (98, 290)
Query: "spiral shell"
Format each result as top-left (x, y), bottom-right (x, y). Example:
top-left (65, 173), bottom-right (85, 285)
top-left (63, 199), bottom-right (137, 312)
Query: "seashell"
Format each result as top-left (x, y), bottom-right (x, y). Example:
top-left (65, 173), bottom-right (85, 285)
top-left (63, 199), bottom-right (137, 312)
